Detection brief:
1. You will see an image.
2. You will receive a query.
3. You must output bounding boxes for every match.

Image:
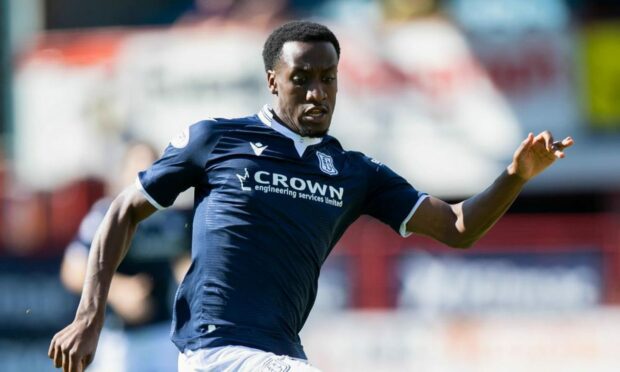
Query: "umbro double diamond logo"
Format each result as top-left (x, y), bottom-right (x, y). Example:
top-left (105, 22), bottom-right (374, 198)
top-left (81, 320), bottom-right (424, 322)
top-left (250, 142), bottom-right (268, 156)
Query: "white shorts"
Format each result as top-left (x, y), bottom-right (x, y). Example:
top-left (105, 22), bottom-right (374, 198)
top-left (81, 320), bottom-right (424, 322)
top-left (178, 345), bottom-right (322, 372)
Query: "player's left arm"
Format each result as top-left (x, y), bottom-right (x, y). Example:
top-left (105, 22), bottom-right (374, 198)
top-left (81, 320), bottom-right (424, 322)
top-left (406, 131), bottom-right (574, 248)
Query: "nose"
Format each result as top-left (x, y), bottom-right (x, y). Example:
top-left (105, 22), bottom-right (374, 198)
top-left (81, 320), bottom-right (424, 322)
top-left (306, 80), bottom-right (327, 103)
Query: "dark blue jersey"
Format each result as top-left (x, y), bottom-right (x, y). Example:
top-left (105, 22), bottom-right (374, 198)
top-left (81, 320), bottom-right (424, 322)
top-left (137, 106), bottom-right (428, 359)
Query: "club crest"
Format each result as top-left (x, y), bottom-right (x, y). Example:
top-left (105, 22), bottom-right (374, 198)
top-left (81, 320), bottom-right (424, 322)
top-left (171, 127), bottom-right (190, 149)
top-left (316, 151), bottom-right (338, 176)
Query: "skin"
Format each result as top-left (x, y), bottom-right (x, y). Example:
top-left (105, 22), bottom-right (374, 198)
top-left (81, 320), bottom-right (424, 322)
top-left (267, 41), bottom-right (338, 137)
top-left (49, 40), bottom-right (573, 372)
top-left (49, 187), bottom-right (156, 372)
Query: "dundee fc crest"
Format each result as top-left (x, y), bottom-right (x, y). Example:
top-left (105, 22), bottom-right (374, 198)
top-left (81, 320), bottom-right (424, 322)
top-left (316, 151), bottom-right (338, 176)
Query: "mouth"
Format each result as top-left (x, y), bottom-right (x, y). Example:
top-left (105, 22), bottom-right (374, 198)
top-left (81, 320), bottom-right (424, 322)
top-left (302, 106), bottom-right (329, 121)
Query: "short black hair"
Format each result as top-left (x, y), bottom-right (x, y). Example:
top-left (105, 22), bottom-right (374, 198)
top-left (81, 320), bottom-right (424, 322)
top-left (262, 20), bottom-right (341, 72)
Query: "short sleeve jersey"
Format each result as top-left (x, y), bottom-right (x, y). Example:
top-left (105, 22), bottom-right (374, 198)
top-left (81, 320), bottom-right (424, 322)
top-left (137, 106), bottom-right (428, 359)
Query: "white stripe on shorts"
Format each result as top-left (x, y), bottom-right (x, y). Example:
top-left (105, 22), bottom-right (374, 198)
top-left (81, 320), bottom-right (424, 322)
top-left (178, 345), bottom-right (322, 372)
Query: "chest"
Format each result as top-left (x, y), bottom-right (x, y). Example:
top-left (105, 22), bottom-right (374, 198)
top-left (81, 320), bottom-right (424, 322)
top-left (200, 133), bottom-right (366, 220)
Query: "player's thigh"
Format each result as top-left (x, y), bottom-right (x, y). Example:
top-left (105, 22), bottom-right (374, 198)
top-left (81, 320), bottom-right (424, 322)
top-left (178, 345), bottom-right (322, 372)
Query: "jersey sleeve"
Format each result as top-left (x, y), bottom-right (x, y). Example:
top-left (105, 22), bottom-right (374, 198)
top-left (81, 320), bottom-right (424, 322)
top-left (361, 157), bottom-right (428, 237)
top-left (137, 120), bottom-right (218, 209)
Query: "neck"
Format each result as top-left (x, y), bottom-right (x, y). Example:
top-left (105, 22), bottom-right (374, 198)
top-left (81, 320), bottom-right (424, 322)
top-left (272, 104), bottom-right (302, 136)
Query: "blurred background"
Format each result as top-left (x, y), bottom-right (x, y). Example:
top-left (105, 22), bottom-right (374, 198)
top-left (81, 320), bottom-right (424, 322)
top-left (1, 0), bottom-right (620, 371)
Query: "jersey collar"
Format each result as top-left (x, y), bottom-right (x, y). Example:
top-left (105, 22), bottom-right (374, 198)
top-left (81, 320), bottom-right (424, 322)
top-left (258, 105), bottom-right (323, 157)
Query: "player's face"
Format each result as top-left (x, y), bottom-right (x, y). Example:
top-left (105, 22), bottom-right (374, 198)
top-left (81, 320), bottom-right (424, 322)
top-left (268, 41), bottom-right (338, 137)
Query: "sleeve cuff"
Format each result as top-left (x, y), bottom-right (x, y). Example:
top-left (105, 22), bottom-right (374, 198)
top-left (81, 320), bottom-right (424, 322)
top-left (399, 194), bottom-right (429, 238)
top-left (135, 176), bottom-right (166, 210)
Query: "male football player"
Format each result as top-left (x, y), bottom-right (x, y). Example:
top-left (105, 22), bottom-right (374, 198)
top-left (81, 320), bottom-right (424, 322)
top-left (49, 21), bottom-right (573, 372)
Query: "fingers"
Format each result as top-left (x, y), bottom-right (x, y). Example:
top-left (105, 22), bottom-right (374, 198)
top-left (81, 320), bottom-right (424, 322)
top-left (553, 136), bottom-right (574, 150)
top-left (63, 348), bottom-right (86, 372)
top-left (534, 130), bottom-right (555, 152)
top-left (52, 340), bottom-right (63, 368)
top-left (62, 349), bottom-right (69, 372)
top-left (49, 330), bottom-right (84, 372)
top-left (551, 136), bottom-right (574, 159)
top-left (83, 353), bottom-right (94, 369)
top-left (49, 332), bottom-right (63, 368)
top-left (48, 336), bottom-right (55, 358)
top-left (515, 132), bottom-right (534, 155)
top-left (57, 346), bottom-right (84, 372)
top-left (49, 332), bottom-right (64, 363)
top-left (524, 132), bottom-right (534, 146)
top-left (62, 351), bottom-right (77, 372)
top-left (67, 349), bottom-right (82, 372)
top-left (533, 132), bottom-right (574, 159)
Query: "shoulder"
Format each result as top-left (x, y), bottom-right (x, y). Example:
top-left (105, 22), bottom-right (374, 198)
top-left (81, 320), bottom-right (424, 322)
top-left (321, 136), bottom-right (384, 174)
top-left (196, 114), bottom-right (263, 131)
top-left (343, 149), bottom-right (384, 173)
top-left (171, 114), bottom-right (262, 150)
top-left (183, 115), bottom-right (263, 142)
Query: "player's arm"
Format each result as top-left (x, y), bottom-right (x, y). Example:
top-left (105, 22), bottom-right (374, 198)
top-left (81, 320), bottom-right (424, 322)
top-left (61, 249), bottom-right (155, 326)
top-left (49, 186), bottom-right (156, 372)
top-left (407, 131), bottom-right (573, 248)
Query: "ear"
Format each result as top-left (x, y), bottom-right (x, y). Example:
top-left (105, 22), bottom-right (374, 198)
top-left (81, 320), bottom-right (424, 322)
top-left (267, 70), bottom-right (278, 95)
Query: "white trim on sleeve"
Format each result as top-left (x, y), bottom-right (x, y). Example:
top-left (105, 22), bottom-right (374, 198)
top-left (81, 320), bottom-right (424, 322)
top-left (399, 194), bottom-right (430, 238)
top-left (135, 176), bottom-right (166, 210)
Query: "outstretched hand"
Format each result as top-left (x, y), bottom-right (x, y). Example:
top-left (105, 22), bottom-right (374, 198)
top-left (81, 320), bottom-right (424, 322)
top-left (507, 131), bottom-right (574, 181)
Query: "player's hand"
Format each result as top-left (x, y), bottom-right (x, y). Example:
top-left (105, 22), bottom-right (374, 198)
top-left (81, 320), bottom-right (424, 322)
top-left (507, 131), bottom-right (574, 181)
top-left (48, 315), bottom-right (102, 372)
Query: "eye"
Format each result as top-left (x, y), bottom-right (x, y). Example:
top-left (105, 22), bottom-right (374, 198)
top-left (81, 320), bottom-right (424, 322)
top-left (292, 75), bottom-right (307, 86)
top-left (323, 76), bottom-right (336, 84)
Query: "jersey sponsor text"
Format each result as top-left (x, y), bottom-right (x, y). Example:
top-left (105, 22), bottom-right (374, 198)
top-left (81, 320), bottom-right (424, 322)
top-left (237, 168), bottom-right (344, 207)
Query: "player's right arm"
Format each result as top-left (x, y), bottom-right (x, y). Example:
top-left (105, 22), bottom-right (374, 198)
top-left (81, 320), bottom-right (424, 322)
top-left (48, 186), bottom-right (156, 372)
